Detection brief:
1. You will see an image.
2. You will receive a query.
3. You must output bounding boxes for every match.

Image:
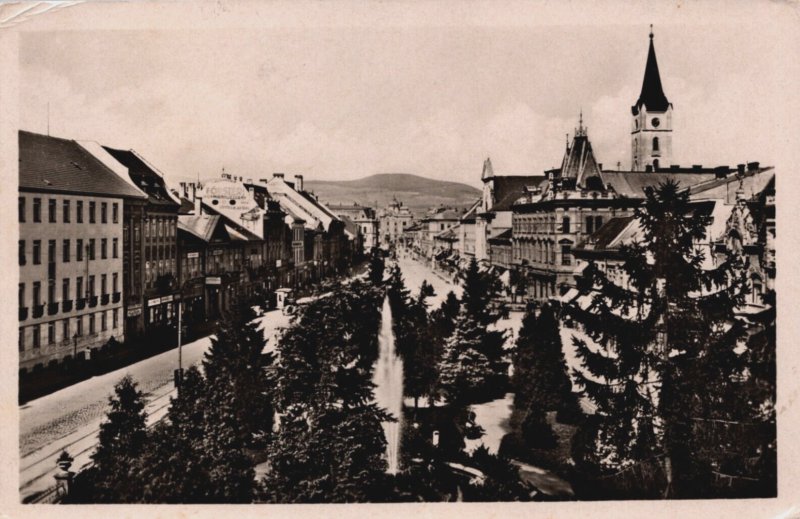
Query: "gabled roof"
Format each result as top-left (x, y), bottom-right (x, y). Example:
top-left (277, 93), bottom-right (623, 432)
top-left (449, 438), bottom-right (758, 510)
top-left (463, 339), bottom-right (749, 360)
top-left (460, 198), bottom-right (481, 222)
top-left (178, 214), bottom-right (223, 242)
top-left (19, 130), bottom-right (147, 200)
top-left (492, 175), bottom-right (546, 211)
top-left (434, 225), bottom-right (459, 241)
top-left (632, 32), bottom-right (671, 115)
top-left (102, 147), bottom-right (181, 209)
top-left (425, 208), bottom-right (462, 221)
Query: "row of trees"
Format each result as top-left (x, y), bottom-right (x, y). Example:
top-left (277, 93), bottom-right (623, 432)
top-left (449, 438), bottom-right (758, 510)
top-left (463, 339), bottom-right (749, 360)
top-left (72, 303), bottom-right (273, 503)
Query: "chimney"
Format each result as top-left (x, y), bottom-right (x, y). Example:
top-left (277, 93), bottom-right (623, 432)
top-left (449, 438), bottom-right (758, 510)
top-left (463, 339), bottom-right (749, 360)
top-left (715, 166), bottom-right (729, 179)
top-left (598, 163), bottom-right (603, 170)
top-left (747, 161), bottom-right (760, 171)
top-left (294, 175), bottom-right (304, 192)
top-left (737, 164), bottom-right (745, 176)
top-left (179, 182), bottom-right (187, 198)
top-left (259, 178), bottom-right (269, 184)
top-left (194, 193), bottom-right (202, 215)
top-left (246, 178), bottom-right (253, 184)
top-left (273, 173), bottom-right (285, 180)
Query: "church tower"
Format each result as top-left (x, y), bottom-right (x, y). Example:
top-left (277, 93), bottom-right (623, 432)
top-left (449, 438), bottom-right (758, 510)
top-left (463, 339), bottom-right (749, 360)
top-left (631, 27), bottom-right (673, 171)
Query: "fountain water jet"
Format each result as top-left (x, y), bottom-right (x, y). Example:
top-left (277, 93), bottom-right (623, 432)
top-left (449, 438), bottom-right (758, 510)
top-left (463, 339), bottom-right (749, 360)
top-left (373, 296), bottom-right (404, 474)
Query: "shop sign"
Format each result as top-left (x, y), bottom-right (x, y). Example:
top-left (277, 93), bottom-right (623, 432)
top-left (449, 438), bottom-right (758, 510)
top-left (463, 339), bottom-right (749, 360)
top-left (187, 252), bottom-right (200, 259)
top-left (148, 297), bottom-right (162, 307)
top-left (127, 306), bottom-right (143, 317)
top-left (276, 259), bottom-right (282, 268)
top-left (161, 295), bottom-right (174, 303)
top-left (212, 249), bottom-right (224, 256)
top-left (206, 276), bottom-right (222, 285)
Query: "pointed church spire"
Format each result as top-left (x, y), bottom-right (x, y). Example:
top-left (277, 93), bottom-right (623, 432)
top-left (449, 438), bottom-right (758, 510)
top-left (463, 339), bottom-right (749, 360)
top-left (632, 25), bottom-right (671, 115)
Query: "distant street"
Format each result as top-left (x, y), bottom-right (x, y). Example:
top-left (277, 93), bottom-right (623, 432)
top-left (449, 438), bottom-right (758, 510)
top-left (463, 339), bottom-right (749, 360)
top-left (19, 309), bottom-right (291, 501)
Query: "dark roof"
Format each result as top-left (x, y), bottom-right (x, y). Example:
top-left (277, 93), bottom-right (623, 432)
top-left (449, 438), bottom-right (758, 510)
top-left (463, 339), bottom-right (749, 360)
top-left (600, 171), bottom-right (715, 198)
top-left (574, 216), bottom-right (635, 253)
top-left (176, 196), bottom-right (195, 215)
top-left (19, 130), bottom-right (147, 200)
top-left (102, 147), bottom-right (180, 209)
top-left (492, 175), bottom-right (546, 211)
top-left (560, 130), bottom-right (602, 186)
top-left (488, 228), bottom-right (513, 244)
top-left (632, 33), bottom-right (670, 115)
top-left (339, 215), bottom-right (360, 236)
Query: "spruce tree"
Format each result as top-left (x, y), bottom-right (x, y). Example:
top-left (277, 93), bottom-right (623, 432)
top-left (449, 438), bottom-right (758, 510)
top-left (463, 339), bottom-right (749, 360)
top-left (460, 257), bottom-right (503, 326)
top-left (202, 299), bottom-right (275, 449)
top-left (565, 180), bottom-right (749, 495)
top-left (90, 375), bottom-right (148, 502)
top-left (368, 249), bottom-right (386, 285)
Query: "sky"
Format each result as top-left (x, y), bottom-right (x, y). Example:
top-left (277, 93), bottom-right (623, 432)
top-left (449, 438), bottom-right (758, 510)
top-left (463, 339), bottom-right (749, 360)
top-left (16, 2), bottom-right (799, 188)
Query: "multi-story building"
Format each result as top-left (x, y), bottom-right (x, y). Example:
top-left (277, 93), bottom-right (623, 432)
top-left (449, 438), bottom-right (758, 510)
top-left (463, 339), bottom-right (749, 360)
top-left (378, 197), bottom-right (414, 246)
top-left (457, 199), bottom-right (480, 259)
top-left (83, 144), bottom-right (182, 339)
top-left (18, 131), bottom-right (147, 372)
top-left (475, 157), bottom-right (544, 262)
top-left (328, 203), bottom-right (379, 253)
top-left (419, 207), bottom-right (461, 258)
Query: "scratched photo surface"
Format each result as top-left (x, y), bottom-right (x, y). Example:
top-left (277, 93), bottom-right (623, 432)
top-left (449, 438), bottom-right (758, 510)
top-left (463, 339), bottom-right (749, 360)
top-left (2, 1), bottom-right (798, 517)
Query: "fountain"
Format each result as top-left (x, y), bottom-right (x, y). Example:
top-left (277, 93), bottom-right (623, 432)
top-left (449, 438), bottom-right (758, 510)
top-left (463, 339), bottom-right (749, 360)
top-left (373, 296), bottom-right (404, 474)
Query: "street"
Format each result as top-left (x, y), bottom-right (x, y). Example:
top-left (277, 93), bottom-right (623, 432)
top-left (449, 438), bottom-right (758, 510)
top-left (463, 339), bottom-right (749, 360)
top-left (19, 308), bottom-right (291, 502)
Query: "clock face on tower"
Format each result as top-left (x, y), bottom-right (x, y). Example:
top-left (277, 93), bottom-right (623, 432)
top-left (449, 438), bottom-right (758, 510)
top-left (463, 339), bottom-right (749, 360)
top-left (651, 117), bottom-right (661, 128)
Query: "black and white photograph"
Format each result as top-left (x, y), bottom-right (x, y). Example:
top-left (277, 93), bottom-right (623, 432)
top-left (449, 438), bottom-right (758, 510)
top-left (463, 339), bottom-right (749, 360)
top-left (1, 1), bottom-right (798, 516)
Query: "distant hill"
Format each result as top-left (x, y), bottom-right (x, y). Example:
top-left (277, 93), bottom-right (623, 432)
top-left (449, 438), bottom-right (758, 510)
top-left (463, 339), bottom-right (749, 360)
top-left (305, 173), bottom-right (481, 211)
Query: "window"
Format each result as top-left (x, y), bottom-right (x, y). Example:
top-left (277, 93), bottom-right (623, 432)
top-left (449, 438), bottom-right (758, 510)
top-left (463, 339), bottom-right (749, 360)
top-left (89, 314), bottom-right (95, 334)
top-left (62, 320), bottom-right (69, 341)
top-left (63, 200), bottom-right (71, 223)
top-left (89, 201), bottom-right (96, 223)
top-left (33, 240), bottom-right (41, 265)
top-left (101, 238), bottom-right (107, 259)
top-left (561, 244), bottom-right (572, 266)
top-left (19, 240), bottom-right (25, 265)
top-left (63, 278), bottom-right (70, 300)
top-left (586, 216), bottom-right (594, 234)
top-left (48, 240), bottom-right (56, 264)
top-left (113, 308), bottom-right (118, 329)
top-left (595, 216), bottom-right (603, 231)
top-left (112, 203), bottom-right (118, 223)
top-left (653, 137), bottom-right (660, 152)
top-left (33, 282), bottom-right (41, 306)
top-left (19, 197), bottom-right (25, 222)
top-left (101, 202), bottom-right (107, 224)
top-left (48, 322), bottom-right (55, 345)
top-left (76, 316), bottom-right (83, 337)
top-left (561, 216), bottom-right (570, 234)
top-left (19, 329), bottom-right (25, 352)
top-left (33, 326), bottom-right (40, 348)
top-left (101, 311), bottom-right (107, 331)
top-left (113, 238), bottom-right (118, 258)
top-left (33, 198), bottom-right (41, 222)
top-left (76, 277), bottom-right (83, 300)
top-left (76, 239), bottom-right (83, 262)
top-left (88, 239), bottom-right (95, 260)
top-left (48, 199), bottom-right (56, 223)
top-left (19, 283), bottom-right (25, 309)
top-left (101, 274), bottom-right (107, 295)
top-left (88, 275), bottom-right (95, 296)
top-left (77, 201), bottom-right (84, 223)
top-left (48, 279), bottom-right (56, 304)
top-left (112, 273), bottom-right (118, 293)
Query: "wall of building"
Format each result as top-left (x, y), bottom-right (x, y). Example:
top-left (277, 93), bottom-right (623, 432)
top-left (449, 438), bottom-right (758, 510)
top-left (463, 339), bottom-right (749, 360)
top-left (19, 192), bottom-right (125, 371)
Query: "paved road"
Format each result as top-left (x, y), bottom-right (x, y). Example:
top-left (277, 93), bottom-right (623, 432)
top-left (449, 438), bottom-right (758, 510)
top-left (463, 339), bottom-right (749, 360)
top-left (19, 309), bottom-right (291, 502)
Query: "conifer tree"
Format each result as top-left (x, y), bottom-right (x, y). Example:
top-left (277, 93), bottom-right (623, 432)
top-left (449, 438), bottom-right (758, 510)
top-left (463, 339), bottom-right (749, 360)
top-left (438, 308), bottom-right (506, 404)
top-left (565, 180), bottom-right (749, 494)
top-left (368, 249), bottom-right (386, 285)
top-left (512, 303), bottom-right (580, 434)
top-left (203, 299), bottom-right (275, 449)
top-left (90, 375), bottom-right (148, 502)
top-left (459, 257), bottom-right (503, 326)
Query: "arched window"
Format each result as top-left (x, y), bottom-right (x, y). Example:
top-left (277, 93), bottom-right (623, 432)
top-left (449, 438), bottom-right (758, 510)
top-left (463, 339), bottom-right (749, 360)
top-left (653, 137), bottom-right (660, 152)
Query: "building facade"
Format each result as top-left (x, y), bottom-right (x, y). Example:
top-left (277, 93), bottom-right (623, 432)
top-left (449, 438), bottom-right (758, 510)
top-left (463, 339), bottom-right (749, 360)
top-left (379, 197), bottom-right (414, 246)
top-left (18, 131), bottom-right (147, 372)
top-left (329, 203), bottom-right (379, 253)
